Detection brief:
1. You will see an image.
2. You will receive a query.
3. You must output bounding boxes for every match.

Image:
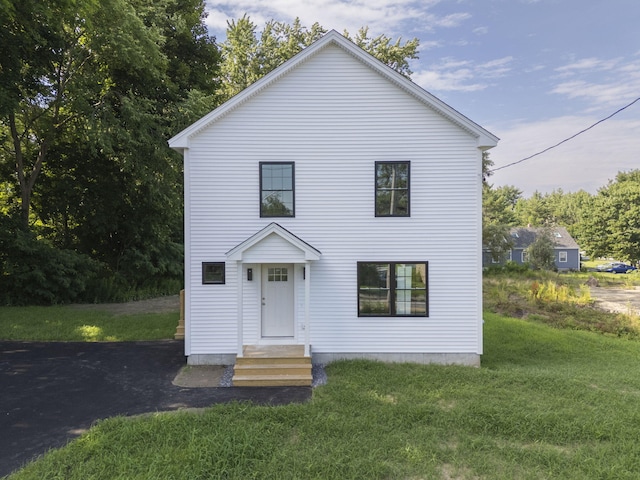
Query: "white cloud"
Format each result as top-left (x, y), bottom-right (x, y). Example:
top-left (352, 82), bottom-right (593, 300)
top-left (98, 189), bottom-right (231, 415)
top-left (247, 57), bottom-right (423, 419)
top-left (555, 57), bottom-right (620, 74)
top-left (414, 56), bottom-right (513, 92)
top-left (488, 116), bottom-right (640, 196)
top-left (413, 68), bottom-right (486, 92)
top-left (550, 57), bottom-right (640, 111)
top-left (204, 0), bottom-right (469, 41)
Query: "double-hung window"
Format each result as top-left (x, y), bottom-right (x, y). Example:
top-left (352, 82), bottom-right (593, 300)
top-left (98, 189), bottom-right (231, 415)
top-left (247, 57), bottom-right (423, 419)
top-left (260, 162), bottom-right (294, 217)
top-left (559, 251), bottom-right (567, 263)
top-left (357, 262), bottom-right (428, 316)
top-left (375, 161), bottom-right (409, 216)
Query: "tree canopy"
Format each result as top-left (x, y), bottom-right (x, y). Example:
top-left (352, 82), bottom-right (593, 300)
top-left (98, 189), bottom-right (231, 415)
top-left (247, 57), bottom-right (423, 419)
top-left (576, 171), bottom-right (640, 264)
top-left (0, 0), bottom-right (219, 303)
top-left (217, 16), bottom-right (420, 102)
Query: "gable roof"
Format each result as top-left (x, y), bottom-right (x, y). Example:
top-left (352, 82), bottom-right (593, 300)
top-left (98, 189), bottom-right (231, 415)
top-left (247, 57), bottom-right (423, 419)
top-left (509, 227), bottom-right (579, 250)
top-left (169, 30), bottom-right (498, 152)
top-left (226, 223), bottom-right (321, 262)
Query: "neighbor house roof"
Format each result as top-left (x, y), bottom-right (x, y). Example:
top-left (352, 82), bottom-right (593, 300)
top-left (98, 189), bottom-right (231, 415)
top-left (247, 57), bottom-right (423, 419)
top-left (168, 30), bottom-right (499, 152)
top-left (509, 227), bottom-right (579, 250)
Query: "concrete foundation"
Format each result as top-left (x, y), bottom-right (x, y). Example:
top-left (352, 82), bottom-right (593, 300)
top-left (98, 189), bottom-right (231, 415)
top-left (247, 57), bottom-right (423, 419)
top-left (187, 352), bottom-right (481, 367)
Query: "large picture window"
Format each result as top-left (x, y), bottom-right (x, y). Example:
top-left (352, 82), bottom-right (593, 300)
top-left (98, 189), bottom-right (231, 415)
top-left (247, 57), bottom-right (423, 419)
top-left (375, 161), bottom-right (409, 216)
top-left (358, 262), bottom-right (428, 316)
top-left (260, 162), bottom-right (294, 217)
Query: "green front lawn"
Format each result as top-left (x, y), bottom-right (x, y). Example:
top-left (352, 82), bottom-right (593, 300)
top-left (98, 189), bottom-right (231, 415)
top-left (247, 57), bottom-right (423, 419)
top-left (9, 311), bottom-right (640, 479)
top-left (0, 306), bottom-right (177, 341)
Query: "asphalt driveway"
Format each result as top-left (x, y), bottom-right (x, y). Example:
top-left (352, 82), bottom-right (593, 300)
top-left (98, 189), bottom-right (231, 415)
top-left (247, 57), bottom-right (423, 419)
top-left (0, 340), bottom-right (311, 477)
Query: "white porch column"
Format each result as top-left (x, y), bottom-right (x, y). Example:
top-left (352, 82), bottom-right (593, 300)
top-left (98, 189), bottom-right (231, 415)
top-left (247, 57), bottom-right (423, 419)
top-left (236, 261), bottom-right (243, 357)
top-left (304, 260), bottom-right (311, 357)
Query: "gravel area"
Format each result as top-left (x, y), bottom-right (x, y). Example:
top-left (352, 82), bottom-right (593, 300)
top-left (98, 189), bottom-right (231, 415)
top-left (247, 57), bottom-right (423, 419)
top-left (590, 286), bottom-right (640, 315)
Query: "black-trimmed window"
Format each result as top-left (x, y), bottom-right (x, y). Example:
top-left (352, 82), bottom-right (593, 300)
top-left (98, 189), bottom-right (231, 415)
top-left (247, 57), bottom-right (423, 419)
top-left (260, 162), bottom-right (294, 217)
top-left (375, 161), bottom-right (409, 216)
top-left (358, 262), bottom-right (428, 316)
top-left (202, 262), bottom-right (225, 284)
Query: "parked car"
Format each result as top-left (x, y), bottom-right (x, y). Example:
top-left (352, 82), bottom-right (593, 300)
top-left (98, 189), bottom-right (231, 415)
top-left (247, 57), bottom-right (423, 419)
top-left (596, 263), bottom-right (637, 274)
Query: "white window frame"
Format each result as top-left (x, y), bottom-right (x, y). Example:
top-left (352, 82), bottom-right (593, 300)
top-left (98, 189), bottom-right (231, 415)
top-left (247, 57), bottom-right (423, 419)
top-left (559, 251), bottom-right (568, 263)
top-left (521, 251), bottom-right (527, 263)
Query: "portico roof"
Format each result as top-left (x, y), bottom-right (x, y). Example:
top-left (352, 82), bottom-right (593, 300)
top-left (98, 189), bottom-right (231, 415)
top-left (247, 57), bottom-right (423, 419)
top-left (226, 223), bottom-right (321, 262)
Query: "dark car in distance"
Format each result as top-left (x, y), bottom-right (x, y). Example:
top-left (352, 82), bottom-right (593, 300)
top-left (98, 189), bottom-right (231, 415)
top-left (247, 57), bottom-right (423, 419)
top-left (596, 262), bottom-right (637, 274)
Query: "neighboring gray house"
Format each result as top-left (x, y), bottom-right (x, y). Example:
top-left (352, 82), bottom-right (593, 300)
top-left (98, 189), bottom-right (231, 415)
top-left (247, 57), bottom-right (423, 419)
top-left (483, 226), bottom-right (580, 271)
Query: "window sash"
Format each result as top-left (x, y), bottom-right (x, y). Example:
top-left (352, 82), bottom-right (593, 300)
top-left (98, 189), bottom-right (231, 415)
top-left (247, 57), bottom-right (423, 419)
top-left (202, 262), bottom-right (225, 284)
top-left (375, 162), bottom-right (410, 217)
top-left (559, 251), bottom-right (567, 262)
top-left (260, 162), bottom-right (294, 217)
top-left (358, 262), bottom-right (428, 317)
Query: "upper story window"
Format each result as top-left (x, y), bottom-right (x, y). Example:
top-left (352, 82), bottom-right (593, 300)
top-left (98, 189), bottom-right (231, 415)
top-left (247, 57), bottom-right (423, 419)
top-left (260, 162), bottom-right (294, 217)
top-left (375, 161), bottom-right (409, 217)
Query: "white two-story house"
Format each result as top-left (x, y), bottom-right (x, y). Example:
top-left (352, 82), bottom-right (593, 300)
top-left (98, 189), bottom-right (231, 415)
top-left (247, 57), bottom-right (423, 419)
top-left (169, 31), bottom-right (498, 376)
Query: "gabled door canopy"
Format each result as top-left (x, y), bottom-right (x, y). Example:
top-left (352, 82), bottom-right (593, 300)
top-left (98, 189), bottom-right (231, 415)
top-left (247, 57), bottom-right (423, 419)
top-left (226, 223), bottom-right (321, 262)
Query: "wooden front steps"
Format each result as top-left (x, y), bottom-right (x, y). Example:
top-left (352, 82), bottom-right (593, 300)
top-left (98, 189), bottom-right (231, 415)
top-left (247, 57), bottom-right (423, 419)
top-left (232, 345), bottom-right (312, 387)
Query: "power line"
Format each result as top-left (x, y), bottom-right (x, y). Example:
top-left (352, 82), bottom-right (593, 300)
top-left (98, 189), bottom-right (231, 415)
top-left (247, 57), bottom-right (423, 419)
top-left (489, 96), bottom-right (640, 173)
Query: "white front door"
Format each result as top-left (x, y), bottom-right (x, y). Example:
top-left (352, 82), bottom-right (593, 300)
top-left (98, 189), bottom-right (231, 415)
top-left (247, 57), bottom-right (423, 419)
top-left (261, 264), bottom-right (295, 337)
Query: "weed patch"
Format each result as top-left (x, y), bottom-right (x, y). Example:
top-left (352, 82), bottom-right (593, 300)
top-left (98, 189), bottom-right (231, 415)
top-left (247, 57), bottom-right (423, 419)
top-left (484, 270), bottom-right (640, 339)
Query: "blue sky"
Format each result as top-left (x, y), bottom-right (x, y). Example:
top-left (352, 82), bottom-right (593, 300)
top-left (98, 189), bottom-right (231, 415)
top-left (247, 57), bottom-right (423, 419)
top-left (203, 0), bottom-right (640, 196)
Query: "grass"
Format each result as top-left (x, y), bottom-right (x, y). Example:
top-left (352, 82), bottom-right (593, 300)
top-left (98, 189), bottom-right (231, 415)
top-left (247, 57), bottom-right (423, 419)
top-left (8, 312), bottom-right (640, 479)
top-left (484, 269), bottom-right (640, 338)
top-left (0, 306), bottom-right (178, 341)
top-left (5, 272), bottom-right (640, 478)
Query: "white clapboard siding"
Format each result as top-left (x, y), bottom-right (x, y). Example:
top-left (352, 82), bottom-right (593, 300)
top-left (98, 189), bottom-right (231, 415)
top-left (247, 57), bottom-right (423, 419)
top-left (178, 38), bottom-right (494, 361)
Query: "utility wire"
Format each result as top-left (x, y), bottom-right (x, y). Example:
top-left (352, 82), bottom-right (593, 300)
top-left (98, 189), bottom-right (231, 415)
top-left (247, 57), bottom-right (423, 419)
top-left (489, 96), bottom-right (640, 173)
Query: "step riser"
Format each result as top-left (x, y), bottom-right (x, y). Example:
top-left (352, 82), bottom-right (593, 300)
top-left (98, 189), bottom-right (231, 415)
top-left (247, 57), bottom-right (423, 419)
top-left (233, 379), bottom-right (311, 387)
top-left (233, 346), bottom-right (312, 386)
top-left (235, 367), bottom-right (311, 376)
top-left (236, 357), bottom-right (311, 366)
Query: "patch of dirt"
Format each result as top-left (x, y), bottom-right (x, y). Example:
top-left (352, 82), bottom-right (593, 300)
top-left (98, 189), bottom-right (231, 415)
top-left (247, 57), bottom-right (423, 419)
top-left (589, 286), bottom-right (640, 315)
top-left (172, 365), bottom-right (226, 388)
top-left (70, 295), bottom-right (180, 315)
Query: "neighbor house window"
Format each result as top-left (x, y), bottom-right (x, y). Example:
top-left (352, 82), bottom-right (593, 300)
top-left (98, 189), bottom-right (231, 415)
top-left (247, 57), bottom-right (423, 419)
top-left (202, 262), bottom-right (225, 284)
top-left (375, 161), bottom-right (409, 216)
top-left (521, 251), bottom-right (528, 263)
top-left (508, 250), bottom-right (513, 261)
top-left (260, 162), bottom-right (294, 217)
top-left (559, 251), bottom-right (568, 262)
top-left (358, 262), bottom-right (428, 316)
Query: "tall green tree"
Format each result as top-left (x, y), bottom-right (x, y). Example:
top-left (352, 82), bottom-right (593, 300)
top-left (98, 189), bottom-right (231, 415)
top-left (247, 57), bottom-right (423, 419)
top-left (218, 16), bottom-right (419, 102)
top-left (482, 153), bottom-right (520, 261)
top-left (1, 0), bottom-right (220, 301)
top-left (526, 229), bottom-right (556, 271)
top-left (514, 191), bottom-right (552, 227)
top-left (577, 171), bottom-right (640, 264)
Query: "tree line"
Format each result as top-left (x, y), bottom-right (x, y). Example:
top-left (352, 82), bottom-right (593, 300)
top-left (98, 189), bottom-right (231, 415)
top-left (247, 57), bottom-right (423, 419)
top-left (484, 154), bottom-right (640, 267)
top-left (0, 2), bottom-right (419, 304)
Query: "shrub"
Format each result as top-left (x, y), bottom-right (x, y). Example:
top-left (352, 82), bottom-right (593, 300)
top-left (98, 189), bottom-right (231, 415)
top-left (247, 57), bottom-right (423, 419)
top-left (0, 217), bottom-right (103, 305)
